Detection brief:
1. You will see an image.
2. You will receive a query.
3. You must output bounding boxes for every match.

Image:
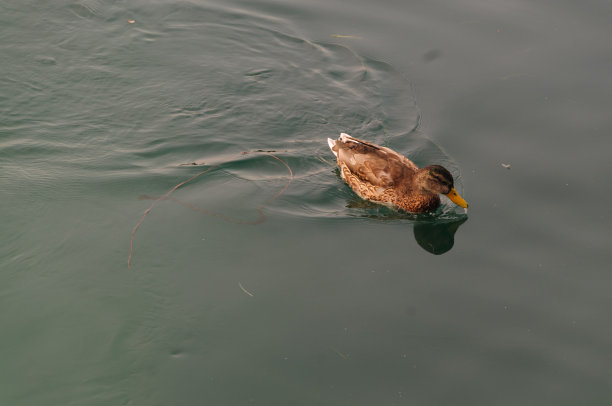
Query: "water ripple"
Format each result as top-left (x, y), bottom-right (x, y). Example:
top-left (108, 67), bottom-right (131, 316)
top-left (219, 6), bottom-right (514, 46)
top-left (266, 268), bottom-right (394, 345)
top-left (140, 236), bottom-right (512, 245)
top-left (2, 1), bottom-right (463, 222)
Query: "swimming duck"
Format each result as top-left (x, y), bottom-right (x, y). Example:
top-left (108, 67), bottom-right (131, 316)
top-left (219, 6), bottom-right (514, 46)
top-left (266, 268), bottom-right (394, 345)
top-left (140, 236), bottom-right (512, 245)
top-left (328, 133), bottom-right (468, 213)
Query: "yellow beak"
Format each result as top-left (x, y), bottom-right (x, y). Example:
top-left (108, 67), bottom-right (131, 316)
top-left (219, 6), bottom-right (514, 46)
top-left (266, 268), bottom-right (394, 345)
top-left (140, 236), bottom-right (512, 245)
top-left (445, 187), bottom-right (468, 208)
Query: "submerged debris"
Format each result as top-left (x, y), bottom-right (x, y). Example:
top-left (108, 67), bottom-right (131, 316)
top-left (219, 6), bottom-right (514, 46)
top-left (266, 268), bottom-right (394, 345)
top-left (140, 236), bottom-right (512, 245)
top-left (238, 282), bottom-right (254, 297)
top-left (127, 151), bottom-right (293, 269)
top-left (423, 49), bottom-right (442, 62)
top-left (330, 347), bottom-right (349, 360)
top-left (331, 34), bottom-right (362, 39)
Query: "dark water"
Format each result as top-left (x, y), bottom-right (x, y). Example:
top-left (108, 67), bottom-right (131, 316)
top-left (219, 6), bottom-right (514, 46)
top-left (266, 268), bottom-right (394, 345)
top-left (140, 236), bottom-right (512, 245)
top-left (2, 0), bottom-right (611, 404)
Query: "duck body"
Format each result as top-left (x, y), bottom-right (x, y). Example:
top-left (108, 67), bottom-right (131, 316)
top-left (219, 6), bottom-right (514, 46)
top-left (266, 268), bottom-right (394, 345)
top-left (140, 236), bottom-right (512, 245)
top-left (327, 133), bottom-right (468, 213)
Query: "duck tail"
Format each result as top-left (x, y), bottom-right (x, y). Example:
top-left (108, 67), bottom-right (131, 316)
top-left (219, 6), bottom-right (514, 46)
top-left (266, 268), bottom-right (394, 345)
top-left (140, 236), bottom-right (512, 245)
top-left (327, 137), bottom-right (338, 158)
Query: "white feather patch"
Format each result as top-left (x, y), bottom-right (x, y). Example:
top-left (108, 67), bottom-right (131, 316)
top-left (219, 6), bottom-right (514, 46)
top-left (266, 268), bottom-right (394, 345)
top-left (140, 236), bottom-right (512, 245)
top-left (327, 138), bottom-right (338, 158)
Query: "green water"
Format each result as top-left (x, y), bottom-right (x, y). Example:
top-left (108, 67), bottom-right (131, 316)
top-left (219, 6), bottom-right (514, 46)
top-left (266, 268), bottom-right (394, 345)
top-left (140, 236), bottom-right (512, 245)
top-left (2, 0), bottom-right (611, 405)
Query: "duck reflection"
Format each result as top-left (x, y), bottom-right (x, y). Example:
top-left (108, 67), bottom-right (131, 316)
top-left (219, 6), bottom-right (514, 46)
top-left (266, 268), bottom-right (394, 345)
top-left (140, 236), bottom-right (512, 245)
top-left (345, 198), bottom-right (467, 255)
top-left (413, 218), bottom-right (467, 255)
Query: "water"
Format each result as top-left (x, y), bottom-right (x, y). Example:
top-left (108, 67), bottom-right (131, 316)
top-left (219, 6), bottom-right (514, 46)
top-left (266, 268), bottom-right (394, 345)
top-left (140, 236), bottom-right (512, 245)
top-left (2, 0), bottom-right (611, 404)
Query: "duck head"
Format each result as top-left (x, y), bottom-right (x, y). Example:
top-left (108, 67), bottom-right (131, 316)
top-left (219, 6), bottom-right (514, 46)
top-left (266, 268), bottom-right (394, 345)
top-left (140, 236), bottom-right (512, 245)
top-left (416, 165), bottom-right (469, 209)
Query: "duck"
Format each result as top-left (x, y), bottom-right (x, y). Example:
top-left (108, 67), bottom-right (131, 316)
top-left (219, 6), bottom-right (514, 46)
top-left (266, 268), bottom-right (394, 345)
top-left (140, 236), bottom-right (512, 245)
top-left (327, 133), bottom-right (468, 213)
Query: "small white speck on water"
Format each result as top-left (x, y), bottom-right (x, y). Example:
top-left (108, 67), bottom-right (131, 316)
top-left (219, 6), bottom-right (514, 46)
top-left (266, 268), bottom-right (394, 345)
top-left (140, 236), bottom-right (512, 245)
top-left (238, 282), bottom-right (254, 297)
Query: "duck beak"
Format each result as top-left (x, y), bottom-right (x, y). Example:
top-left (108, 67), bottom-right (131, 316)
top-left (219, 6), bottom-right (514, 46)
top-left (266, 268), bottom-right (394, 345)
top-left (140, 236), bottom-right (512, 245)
top-left (445, 187), bottom-right (468, 208)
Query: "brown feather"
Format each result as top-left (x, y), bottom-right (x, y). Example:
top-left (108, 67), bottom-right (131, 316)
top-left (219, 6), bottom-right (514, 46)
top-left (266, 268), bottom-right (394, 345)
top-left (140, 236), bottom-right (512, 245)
top-left (330, 134), bottom-right (451, 213)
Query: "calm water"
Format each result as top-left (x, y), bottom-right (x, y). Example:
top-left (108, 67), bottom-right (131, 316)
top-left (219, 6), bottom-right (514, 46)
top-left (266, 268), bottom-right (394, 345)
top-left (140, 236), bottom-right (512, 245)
top-left (2, 0), bottom-right (611, 404)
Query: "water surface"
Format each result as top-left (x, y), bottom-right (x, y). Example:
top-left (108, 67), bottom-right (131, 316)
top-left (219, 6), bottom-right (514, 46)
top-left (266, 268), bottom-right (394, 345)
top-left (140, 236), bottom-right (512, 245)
top-left (2, 0), bottom-right (611, 405)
